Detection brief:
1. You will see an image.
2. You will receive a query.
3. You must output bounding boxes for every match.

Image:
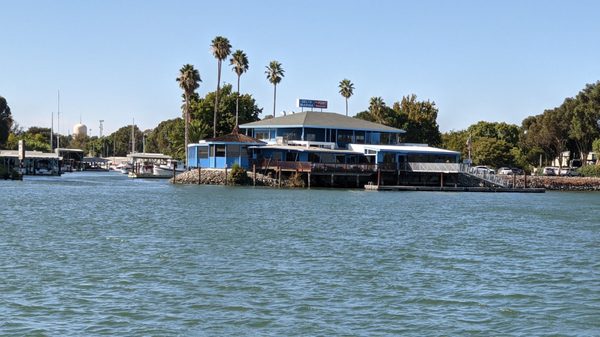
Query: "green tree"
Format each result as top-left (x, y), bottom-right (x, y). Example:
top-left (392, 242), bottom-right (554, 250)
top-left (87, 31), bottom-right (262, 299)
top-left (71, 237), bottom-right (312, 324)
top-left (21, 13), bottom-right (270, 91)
top-left (471, 137), bottom-right (512, 168)
top-left (569, 82), bottom-right (600, 163)
top-left (106, 125), bottom-right (144, 156)
top-left (145, 118), bottom-right (209, 159)
top-left (593, 138), bottom-right (600, 165)
top-left (369, 97), bottom-right (387, 124)
top-left (338, 79), bottom-right (354, 116)
top-left (265, 60), bottom-right (284, 117)
top-left (442, 129), bottom-right (469, 158)
top-left (392, 94), bottom-right (442, 146)
top-left (230, 49), bottom-right (249, 127)
top-left (190, 84), bottom-right (261, 137)
top-left (176, 64), bottom-right (201, 166)
top-left (211, 36), bottom-right (232, 137)
top-left (0, 96), bottom-right (13, 147)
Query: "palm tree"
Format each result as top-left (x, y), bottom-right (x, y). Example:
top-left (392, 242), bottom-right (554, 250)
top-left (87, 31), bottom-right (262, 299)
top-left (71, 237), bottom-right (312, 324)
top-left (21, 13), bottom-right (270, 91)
top-left (338, 79), bottom-right (355, 116)
top-left (211, 36), bottom-right (232, 137)
top-left (265, 61), bottom-right (284, 117)
top-left (369, 96), bottom-right (387, 124)
top-left (230, 49), bottom-right (249, 128)
top-left (176, 64), bottom-right (201, 166)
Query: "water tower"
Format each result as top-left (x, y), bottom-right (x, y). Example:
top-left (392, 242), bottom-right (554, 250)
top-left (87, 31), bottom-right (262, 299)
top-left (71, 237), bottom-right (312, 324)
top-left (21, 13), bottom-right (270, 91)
top-left (73, 123), bottom-right (88, 137)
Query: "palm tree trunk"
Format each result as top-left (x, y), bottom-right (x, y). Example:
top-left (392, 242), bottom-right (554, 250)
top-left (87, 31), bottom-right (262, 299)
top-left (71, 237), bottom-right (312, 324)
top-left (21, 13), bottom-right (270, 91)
top-left (273, 84), bottom-right (277, 118)
top-left (184, 95), bottom-right (189, 167)
top-left (236, 74), bottom-right (240, 127)
top-left (345, 98), bottom-right (348, 116)
top-left (214, 60), bottom-right (222, 138)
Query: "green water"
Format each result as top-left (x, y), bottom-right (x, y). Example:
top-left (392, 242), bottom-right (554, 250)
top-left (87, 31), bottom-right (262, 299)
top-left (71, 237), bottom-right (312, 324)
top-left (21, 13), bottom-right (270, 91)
top-left (1, 172), bottom-right (599, 336)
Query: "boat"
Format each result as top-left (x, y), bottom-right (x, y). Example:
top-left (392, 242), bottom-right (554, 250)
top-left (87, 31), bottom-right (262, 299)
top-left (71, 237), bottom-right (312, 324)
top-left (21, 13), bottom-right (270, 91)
top-left (115, 161), bottom-right (132, 174)
top-left (153, 159), bottom-right (186, 177)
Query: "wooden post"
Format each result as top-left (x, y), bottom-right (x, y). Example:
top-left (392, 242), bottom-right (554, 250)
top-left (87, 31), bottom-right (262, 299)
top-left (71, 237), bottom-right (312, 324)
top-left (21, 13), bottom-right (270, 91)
top-left (440, 172), bottom-right (444, 189)
top-left (197, 166), bottom-right (201, 184)
top-left (512, 173), bottom-right (516, 189)
top-left (253, 164), bottom-right (256, 186)
top-left (356, 174), bottom-right (359, 188)
top-left (173, 165), bottom-right (176, 180)
top-left (225, 167), bottom-right (228, 185)
top-left (377, 168), bottom-right (381, 186)
top-left (524, 173), bottom-right (527, 188)
top-left (278, 167), bottom-right (281, 187)
top-left (308, 172), bottom-right (311, 188)
top-left (396, 170), bottom-right (400, 185)
top-left (331, 174), bottom-right (334, 186)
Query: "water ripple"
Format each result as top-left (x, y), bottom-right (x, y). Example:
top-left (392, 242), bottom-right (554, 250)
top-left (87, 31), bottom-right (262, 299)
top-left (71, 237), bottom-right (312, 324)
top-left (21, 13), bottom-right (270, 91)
top-left (1, 173), bottom-right (599, 336)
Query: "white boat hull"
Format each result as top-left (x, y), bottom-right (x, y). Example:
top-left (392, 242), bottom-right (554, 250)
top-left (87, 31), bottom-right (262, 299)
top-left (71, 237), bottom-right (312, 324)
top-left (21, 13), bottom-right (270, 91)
top-left (152, 166), bottom-right (185, 177)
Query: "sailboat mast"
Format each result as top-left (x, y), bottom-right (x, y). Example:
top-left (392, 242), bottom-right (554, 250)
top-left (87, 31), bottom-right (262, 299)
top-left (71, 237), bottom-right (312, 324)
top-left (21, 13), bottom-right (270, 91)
top-left (57, 90), bottom-right (60, 149)
top-left (51, 111), bottom-right (54, 150)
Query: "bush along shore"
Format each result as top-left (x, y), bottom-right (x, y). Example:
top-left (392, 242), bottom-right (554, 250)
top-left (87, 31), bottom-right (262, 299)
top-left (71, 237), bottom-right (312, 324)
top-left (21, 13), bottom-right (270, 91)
top-left (170, 168), bottom-right (306, 188)
top-left (499, 175), bottom-right (600, 191)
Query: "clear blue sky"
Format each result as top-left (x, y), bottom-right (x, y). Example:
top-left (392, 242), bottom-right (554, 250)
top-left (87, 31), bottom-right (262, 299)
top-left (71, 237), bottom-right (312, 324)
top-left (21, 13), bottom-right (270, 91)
top-left (2, 0), bottom-right (599, 136)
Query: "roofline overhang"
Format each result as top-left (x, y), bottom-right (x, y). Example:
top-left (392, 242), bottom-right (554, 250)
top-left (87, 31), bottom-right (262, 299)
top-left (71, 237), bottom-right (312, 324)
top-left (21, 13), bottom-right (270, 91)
top-left (239, 124), bottom-right (405, 133)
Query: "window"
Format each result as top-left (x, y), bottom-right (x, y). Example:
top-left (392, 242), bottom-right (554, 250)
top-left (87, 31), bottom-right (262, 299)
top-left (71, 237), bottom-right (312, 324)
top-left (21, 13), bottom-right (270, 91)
top-left (336, 129), bottom-right (353, 147)
top-left (381, 133), bottom-right (391, 145)
top-left (355, 131), bottom-right (365, 144)
top-left (198, 146), bottom-right (209, 159)
top-left (278, 128), bottom-right (301, 140)
top-left (215, 145), bottom-right (226, 157)
top-left (255, 129), bottom-right (272, 140)
top-left (304, 128), bottom-right (325, 142)
top-left (228, 145), bottom-right (241, 157)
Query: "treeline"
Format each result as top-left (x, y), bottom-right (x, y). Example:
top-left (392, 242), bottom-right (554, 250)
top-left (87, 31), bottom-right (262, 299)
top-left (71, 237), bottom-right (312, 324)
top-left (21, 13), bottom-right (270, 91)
top-left (0, 84), bottom-right (261, 158)
top-left (353, 81), bottom-right (600, 170)
top-left (2, 62), bottom-right (598, 171)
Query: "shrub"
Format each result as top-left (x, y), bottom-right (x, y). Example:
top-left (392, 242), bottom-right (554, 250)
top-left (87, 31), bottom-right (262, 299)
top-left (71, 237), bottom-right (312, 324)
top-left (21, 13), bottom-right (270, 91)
top-left (228, 163), bottom-right (249, 185)
top-left (287, 172), bottom-right (305, 187)
top-left (579, 165), bottom-right (600, 177)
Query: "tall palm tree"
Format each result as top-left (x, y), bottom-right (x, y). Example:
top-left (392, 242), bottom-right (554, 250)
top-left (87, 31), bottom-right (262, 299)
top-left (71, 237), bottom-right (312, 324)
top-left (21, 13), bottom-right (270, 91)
top-left (211, 36), bottom-right (232, 137)
top-left (176, 64), bottom-right (201, 166)
top-left (265, 61), bottom-right (284, 117)
top-left (230, 49), bottom-right (249, 128)
top-left (369, 96), bottom-right (387, 124)
top-left (338, 79), bottom-right (355, 116)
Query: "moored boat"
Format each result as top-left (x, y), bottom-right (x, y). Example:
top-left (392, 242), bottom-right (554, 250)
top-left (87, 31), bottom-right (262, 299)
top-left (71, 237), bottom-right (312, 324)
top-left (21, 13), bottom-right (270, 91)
top-left (153, 159), bottom-right (185, 177)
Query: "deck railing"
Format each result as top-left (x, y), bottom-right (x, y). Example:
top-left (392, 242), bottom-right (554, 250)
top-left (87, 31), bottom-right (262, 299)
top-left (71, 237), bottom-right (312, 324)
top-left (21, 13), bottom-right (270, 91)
top-left (406, 162), bottom-right (464, 173)
top-left (252, 159), bottom-right (377, 174)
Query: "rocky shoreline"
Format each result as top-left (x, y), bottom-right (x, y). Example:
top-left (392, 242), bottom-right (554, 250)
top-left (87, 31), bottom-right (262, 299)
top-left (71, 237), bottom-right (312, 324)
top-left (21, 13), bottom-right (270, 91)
top-left (170, 168), bottom-right (303, 187)
top-left (171, 168), bottom-right (600, 191)
top-left (498, 175), bottom-right (600, 191)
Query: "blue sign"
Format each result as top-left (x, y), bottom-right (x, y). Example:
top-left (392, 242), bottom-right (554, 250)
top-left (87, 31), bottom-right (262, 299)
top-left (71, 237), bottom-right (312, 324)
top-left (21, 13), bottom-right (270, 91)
top-left (297, 99), bottom-right (328, 109)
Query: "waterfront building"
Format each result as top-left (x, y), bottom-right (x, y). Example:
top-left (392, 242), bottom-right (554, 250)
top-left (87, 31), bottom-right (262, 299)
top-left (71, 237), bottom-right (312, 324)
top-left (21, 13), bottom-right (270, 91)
top-left (186, 111), bottom-right (467, 187)
top-left (187, 132), bottom-right (265, 169)
top-left (0, 150), bottom-right (61, 175)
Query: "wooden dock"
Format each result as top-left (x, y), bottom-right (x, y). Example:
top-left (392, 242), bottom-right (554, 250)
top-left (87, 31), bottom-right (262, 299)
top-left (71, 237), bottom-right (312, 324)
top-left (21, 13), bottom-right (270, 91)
top-left (365, 185), bottom-right (545, 193)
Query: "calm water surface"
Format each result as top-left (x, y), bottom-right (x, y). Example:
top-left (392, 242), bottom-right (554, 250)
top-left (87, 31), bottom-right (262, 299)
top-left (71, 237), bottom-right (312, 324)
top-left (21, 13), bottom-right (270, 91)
top-left (1, 172), bottom-right (599, 336)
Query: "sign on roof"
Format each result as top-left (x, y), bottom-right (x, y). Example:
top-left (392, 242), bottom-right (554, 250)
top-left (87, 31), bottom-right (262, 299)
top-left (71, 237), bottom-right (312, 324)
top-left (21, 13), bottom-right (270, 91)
top-left (297, 99), bottom-right (328, 109)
